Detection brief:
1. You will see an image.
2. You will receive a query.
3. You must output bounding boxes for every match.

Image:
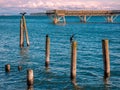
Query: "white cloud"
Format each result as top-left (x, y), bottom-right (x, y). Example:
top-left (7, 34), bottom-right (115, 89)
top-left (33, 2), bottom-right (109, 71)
top-left (0, 0), bottom-right (120, 14)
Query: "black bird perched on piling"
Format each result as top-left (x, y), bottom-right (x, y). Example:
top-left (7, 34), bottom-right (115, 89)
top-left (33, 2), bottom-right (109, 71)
top-left (46, 34), bottom-right (49, 38)
top-left (20, 12), bottom-right (27, 16)
top-left (70, 34), bottom-right (74, 43)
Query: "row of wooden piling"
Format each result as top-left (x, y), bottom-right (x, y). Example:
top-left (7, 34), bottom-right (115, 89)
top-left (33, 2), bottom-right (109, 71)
top-left (5, 37), bottom-right (110, 87)
top-left (5, 65), bottom-right (22, 72)
top-left (5, 64), bottom-right (34, 86)
top-left (45, 35), bottom-right (110, 83)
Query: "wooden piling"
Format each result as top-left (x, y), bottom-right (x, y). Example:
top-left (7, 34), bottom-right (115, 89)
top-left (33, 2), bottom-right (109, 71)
top-left (22, 16), bottom-right (30, 46)
top-left (20, 19), bottom-right (24, 48)
top-left (102, 39), bottom-right (110, 78)
top-left (71, 41), bottom-right (77, 83)
top-left (53, 18), bottom-right (58, 24)
top-left (5, 64), bottom-right (10, 72)
top-left (45, 34), bottom-right (50, 68)
top-left (107, 16), bottom-right (113, 23)
top-left (20, 13), bottom-right (30, 48)
top-left (18, 66), bottom-right (22, 71)
top-left (27, 69), bottom-right (34, 86)
top-left (83, 15), bottom-right (86, 23)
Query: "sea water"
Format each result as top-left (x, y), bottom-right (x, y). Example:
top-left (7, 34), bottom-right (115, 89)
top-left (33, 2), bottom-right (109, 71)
top-left (0, 16), bottom-right (120, 90)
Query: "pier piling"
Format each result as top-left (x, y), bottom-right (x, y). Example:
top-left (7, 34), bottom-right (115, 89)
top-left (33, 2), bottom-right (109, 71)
top-left (18, 66), bottom-right (22, 71)
top-left (45, 34), bottom-right (50, 68)
top-left (102, 39), bottom-right (110, 78)
top-left (47, 10), bottom-right (120, 24)
top-left (5, 64), bottom-right (10, 72)
top-left (27, 69), bottom-right (34, 86)
top-left (22, 16), bottom-right (30, 46)
top-left (71, 41), bottom-right (77, 84)
top-left (107, 16), bottom-right (113, 23)
top-left (20, 19), bottom-right (24, 48)
top-left (20, 12), bottom-right (30, 48)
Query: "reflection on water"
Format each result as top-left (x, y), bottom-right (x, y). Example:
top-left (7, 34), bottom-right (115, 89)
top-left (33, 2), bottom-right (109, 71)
top-left (27, 85), bottom-right (34, 90)
top-left (104, 78), bottom-right (109, 85)
top-left (103, 76), bottom-right (111, 90)
top-left (18, 65), bottom-right (22, 71)
top-left (20, 47), bottom-right (29, 57)
top-left (74, 85), bottom-right (81, 90)
top-left (19, 47), bottom-right (29, 65)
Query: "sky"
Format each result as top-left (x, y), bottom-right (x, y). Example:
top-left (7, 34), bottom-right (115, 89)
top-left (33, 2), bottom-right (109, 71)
top-left (0, 0), bottom-right (120, 15)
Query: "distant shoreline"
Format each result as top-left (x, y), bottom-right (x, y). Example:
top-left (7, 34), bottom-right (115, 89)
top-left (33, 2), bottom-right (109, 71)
top-left (30, 12), bottom-right (47, 16)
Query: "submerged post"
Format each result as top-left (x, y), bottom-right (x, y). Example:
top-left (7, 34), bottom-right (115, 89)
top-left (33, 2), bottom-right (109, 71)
top-left (102, 39), bottom-right (110, 78)
top-left (27, 69), bottom-right (34, 86)
top-left (18, 66), bottom-right (22, 71)
top-left (45, 34), bottom-right (50, 68)
top-left (71, 41), bottom-right (77, 84)
top-left (5, 64), bottom-right (10, 72)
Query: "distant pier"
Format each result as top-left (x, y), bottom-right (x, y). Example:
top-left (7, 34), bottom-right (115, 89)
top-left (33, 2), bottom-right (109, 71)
top-left (46, 10), bottom-right (120, 24)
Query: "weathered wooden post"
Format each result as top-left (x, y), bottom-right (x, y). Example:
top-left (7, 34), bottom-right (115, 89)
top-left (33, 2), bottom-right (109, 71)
top-left (27, 69), bottom-right (34, 86)
top-left (102, 39), bottom-right (110, 78)
top-left (22, 16), bottom-right (30, 46)
top-left (18, 66), bottom-right (22, 71)
top-left (83, 15), bottom-right (86, 23)
top-left (53, 17), bottom-right (58, 24)
top-left (20, 19), bottom-right (24, 48)
top-left (107, 15), bottom-right (113, 23)
top-left (45, 34), bottom-right (50, 68)
top-left (5, 64), bottom-right (10, 72)
top-left (71, 41), bottom-right (77, 84)
top-left (79, 16), bottom-right (86, 23)
top-left (20, 12), bottom-right (30, 47)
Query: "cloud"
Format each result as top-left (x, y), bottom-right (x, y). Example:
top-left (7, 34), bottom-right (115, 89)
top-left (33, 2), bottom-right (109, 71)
top-left (0, 0), bottom-right (120, 14)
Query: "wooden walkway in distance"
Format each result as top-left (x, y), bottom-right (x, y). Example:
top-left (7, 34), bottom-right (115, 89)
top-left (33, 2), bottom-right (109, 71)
top-left (46, 10), bottom-right (120, 24)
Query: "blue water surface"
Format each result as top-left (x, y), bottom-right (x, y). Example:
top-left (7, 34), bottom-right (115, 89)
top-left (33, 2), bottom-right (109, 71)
top-left (0, 15), bottom-right (120, 90)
